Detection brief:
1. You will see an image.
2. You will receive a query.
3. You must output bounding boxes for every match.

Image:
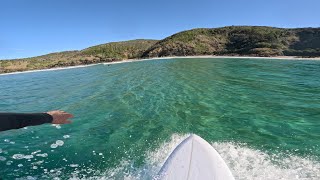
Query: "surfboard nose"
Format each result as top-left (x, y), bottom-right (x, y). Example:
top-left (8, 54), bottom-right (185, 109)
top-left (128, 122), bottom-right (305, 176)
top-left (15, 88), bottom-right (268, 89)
top-left (159, 134), bottom-right (235, 180)
top-left (189, 134), bottom-right (196, 138)
top-left (188, 134), bottom-right (201, 141)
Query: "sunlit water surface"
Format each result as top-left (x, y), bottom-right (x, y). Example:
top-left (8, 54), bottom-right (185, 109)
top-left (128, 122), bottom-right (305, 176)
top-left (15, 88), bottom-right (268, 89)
top-left (0, 58), bottom-right (319, 179)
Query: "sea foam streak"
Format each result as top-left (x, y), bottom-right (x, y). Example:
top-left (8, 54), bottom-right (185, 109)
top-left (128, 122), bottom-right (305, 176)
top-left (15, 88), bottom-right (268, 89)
top-left (213, 142), bottom-right (320, 180)
top-left (65, 134), bottom-right (320, 179)
top-left (22, 134), bottom-right (320, 179)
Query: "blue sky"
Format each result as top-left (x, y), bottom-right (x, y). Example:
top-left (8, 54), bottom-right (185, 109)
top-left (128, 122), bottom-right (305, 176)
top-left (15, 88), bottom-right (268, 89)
top-left (1, 0), bottom-right (319, 59)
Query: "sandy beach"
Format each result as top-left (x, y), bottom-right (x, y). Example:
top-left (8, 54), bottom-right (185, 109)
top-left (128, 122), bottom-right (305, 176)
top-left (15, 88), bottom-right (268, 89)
top-left (1, 55), bottom-right (319, 76)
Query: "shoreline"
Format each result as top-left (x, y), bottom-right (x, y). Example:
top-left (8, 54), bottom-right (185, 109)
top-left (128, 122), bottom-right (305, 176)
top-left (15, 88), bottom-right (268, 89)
top-left (1, 55), bottom-right (320, 76)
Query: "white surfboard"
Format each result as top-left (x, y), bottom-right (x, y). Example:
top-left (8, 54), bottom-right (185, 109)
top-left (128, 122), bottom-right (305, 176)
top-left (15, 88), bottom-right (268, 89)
top-left (158, 134), bottom-right (235, 180)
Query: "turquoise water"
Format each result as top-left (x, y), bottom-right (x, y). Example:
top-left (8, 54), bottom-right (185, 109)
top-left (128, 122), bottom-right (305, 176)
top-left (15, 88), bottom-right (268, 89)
top-left (0, 58), bottom-right (320, 179)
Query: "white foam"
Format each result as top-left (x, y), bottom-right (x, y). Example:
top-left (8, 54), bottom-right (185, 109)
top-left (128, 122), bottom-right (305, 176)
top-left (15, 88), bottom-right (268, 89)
top-left (52, 124), bottom-right (61, 129)
top-left (26, 176), bottom-right (37, 180)
top-left (14, 134), bottom-right (320, 179)
top-left (31, 150), bottom-right (41, 155)
top-left (56, 140), bottom-right (64, 146)
top-left (12, 154), bottom-right (25, 160)
top-left (23, 155), bottom-right (34, 160)
top-left (12, 153), bottom-right (34, 160)
top-left (64, 134), bottom-right (188, 180)
top-left (94, 134), bottom-right (320, 180)
top-left (32, 160), bottom-right (44, 165)
top-left (36, 153), bottom-right (48, 158)
top-left (63, 135), bottom-right (70, 139)
top-left (70, 164), bottom-right (79, 168)
top-left (50, 144), bottom-right (58, 149)
top-left (145, 134), bottom-right (189, 168)
top-left (213, 142), bottom-right (320, 180)
top-left (0, 156), bottom-right (7, 161)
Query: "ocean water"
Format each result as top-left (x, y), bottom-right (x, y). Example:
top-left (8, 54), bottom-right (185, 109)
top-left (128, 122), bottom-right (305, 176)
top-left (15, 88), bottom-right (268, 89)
top-left (0, 58), bottom-right (319, 179)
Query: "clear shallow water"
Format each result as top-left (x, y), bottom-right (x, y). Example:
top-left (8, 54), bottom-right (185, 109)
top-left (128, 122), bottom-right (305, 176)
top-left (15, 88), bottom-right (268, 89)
top-left (0, 58), bottom-right (320, 179)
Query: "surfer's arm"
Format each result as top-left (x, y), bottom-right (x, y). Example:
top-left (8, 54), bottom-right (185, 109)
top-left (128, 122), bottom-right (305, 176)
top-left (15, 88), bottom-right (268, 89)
top-left (0, 111), bottom-right (73, 132)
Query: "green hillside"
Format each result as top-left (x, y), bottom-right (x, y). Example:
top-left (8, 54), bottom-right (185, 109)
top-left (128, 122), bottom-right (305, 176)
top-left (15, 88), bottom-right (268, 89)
top-left (81, 39), bottom-right (158, 59)
top-left (0, 39), bottom-right (158, 73)
top-left (142, 26), bottom-right (320, 57)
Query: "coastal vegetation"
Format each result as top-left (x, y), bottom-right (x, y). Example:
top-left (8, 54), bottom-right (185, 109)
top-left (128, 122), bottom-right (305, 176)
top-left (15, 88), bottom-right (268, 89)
top-left (0, 40), bottom-right (158, 74)
top-left (142, 26), bottom-right (320, 57)
top-left (1, 26), bottom-right (320, 74)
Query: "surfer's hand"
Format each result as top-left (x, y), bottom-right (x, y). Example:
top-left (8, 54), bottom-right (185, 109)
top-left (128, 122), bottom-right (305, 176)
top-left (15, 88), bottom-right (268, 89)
top-left (47, 110), bottom-right (73, 124)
